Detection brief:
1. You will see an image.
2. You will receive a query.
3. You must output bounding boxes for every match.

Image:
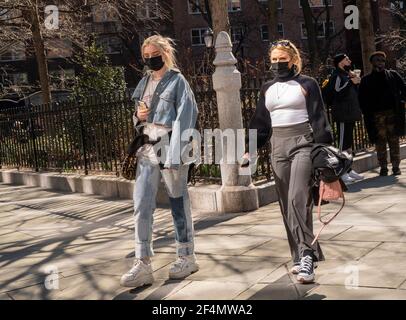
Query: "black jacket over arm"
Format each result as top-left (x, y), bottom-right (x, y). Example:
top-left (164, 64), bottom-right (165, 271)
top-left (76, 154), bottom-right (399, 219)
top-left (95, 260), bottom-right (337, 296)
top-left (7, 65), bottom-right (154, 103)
top-left (248, 74), bottom-right (333, 151)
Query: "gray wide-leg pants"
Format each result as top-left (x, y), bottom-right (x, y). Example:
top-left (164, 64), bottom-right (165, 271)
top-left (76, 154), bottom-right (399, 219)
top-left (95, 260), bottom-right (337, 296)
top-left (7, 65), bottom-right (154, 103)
top-left (270, 122), bottom-right (325, 263)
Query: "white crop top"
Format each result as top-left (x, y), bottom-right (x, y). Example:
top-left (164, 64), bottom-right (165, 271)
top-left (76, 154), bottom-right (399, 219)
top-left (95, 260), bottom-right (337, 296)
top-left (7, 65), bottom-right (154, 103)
top-left (265, 80), bottom-right (308, 127)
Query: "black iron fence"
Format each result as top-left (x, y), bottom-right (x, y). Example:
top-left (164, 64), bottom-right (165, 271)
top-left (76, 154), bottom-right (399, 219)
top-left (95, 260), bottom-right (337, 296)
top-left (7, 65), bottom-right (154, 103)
top-left (0, 78), bottom-right (382, 184)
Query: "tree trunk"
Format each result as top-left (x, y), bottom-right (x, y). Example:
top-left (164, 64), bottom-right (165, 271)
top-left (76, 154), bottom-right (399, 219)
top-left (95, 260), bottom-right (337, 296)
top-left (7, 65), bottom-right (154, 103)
top-left (356, 0), bottom-right (376, 74)
top-left (30, 3), bottom-right (51, 105)
top-left (300, 0), bottom-right (319, 69)
top-left (208, 0), bottom-right (230, 39)
top-left (267, 0), bottom-right (279, 41)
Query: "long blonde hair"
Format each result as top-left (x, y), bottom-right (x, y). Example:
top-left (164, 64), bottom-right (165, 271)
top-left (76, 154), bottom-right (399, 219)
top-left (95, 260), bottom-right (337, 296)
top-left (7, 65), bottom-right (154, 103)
top-left (141, 35), bottom-right (178, 70)
top-left (269, 39), bottom-right (302, 75)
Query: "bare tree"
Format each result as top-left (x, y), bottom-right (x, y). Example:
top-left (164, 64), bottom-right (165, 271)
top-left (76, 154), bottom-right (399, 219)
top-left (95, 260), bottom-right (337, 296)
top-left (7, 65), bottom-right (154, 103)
top-left (300, 0), bottom-right (320, 68)
top-left (188, 0), bottom-right (213, 28)
top-left (377, 2), bottom-right (406, 77)
top-left (208, 0), bottom-right (230, 38)
top-left (356, 0), bottom-right (376, 74)
top-left (252, 0), bottom-right (279, 42)
top-left (0, 0), bottom-right (92, 104)
top-left (94, 0), bottom-right (171, 74)
top-left (0, 0), bottom-right (170, 101)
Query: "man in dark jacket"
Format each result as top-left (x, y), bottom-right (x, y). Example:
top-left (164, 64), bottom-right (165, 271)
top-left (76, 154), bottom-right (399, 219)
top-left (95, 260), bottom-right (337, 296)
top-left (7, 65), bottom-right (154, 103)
top-left (359, 51), bottom-right (406, 176)
top-left (327, 53), bottom-right (364, 183)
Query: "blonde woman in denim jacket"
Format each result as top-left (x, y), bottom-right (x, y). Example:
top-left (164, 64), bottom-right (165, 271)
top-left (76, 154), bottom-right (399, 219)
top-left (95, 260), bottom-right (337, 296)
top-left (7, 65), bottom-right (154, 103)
top-left (120, 35), bottom-right (199, 289)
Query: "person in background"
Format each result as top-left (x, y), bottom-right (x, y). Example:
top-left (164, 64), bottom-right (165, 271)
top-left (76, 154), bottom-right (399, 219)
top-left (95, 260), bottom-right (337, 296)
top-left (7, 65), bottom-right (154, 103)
top-left (328, 53), bottom-right (364, 183)
top-left (359, 51), bottom-right (406, 176)
top-left (120, 35), bottom-right (199, 289)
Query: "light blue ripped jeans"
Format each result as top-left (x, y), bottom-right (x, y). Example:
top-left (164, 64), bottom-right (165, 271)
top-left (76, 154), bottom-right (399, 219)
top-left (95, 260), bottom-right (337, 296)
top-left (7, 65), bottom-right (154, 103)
top-left (133, 155), bottom-right (195, 258)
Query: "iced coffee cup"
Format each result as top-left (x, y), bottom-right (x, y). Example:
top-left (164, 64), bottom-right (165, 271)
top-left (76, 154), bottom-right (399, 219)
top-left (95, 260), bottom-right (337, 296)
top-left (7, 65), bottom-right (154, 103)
top-left (353, 69), bottom-right (361, 77)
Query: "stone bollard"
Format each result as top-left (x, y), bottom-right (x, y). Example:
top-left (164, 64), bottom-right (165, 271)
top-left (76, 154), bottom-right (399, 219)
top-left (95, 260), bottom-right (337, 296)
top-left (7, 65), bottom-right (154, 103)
top-left (212, 31), bottom-right (259, 213)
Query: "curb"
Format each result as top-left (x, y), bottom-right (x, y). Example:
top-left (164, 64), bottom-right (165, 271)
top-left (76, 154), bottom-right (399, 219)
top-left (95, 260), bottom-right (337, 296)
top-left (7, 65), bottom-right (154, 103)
top-left (1, 143), bottom-right (405, 213)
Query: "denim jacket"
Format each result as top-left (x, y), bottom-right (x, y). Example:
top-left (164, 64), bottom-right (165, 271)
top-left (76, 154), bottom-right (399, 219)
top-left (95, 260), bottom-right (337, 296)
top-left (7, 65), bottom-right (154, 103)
top-left (131, 69), bottom-right (199, 168)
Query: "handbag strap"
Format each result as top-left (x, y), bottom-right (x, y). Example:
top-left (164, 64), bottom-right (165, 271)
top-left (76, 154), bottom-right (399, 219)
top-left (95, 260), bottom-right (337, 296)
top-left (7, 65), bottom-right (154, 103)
top-left (311, 182), bottom-right (345, 245)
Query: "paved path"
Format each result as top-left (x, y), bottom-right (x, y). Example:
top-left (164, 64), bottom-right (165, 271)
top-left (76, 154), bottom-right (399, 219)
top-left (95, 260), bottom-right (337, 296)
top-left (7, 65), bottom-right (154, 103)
top-left (1, 162), bottom-right (406, 300)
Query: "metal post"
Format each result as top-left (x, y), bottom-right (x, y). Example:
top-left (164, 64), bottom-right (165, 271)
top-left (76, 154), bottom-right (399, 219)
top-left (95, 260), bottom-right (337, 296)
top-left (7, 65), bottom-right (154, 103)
top-left (78, 100), bottom-right (89, 175)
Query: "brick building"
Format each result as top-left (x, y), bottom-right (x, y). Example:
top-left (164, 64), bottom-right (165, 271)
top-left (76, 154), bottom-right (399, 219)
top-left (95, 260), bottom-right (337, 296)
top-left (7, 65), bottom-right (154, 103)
top-left (0, 0), bottom-right (404, 94)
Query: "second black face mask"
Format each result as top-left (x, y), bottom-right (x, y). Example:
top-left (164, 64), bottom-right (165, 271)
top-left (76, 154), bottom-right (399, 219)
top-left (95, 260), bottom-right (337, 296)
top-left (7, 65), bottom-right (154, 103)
top-left (271, 62), bottom-right (292, 78)
top-left (144, 55), bottom-right (165, 71)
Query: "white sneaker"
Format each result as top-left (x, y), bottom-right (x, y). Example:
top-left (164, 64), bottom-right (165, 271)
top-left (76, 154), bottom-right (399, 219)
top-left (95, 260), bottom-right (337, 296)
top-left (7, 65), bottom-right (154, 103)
top-left (169, 255), bottom-right (199, 279)
top-left (341, 173), bottom-right (356, 183)
top-left (348, 170), bottom-right (364, 180)
top-left (120, 259), bottom-right (154, 288)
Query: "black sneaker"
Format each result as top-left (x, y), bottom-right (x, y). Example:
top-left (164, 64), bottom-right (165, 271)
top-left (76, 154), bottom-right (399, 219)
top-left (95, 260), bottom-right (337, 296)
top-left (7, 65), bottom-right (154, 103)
top-left (297, 255), bottom-right (315, 284)
top-left (392, 167), bottom-right (401, 176)
top-left (379, 167), bottom-right (388, 176)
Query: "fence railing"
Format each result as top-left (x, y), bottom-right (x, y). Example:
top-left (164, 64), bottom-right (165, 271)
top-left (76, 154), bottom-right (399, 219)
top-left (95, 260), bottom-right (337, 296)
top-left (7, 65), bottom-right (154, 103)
top-left (0, 78), bottom-right (388, 184)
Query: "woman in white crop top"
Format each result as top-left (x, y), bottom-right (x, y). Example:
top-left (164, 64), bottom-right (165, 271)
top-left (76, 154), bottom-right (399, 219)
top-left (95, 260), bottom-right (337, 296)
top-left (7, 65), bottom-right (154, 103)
top-left (247, 40), bottom-right (334, 284)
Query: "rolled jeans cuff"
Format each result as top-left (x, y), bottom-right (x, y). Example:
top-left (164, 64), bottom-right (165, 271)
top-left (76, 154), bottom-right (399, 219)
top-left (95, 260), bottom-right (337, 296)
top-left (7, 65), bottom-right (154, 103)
top-left (176, 241), bottom-right (194, 257)
top-left (135, 242), bottom-right (154, 259)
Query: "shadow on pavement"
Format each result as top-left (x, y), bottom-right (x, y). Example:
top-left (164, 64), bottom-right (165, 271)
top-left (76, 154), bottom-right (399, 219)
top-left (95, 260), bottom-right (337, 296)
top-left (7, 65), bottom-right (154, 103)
top-left (112, 279), bottom-right (185, 300)
top-left (248, 273), bottom-right (319, 300)
top-left (346, 175), bottom-right (400, 193)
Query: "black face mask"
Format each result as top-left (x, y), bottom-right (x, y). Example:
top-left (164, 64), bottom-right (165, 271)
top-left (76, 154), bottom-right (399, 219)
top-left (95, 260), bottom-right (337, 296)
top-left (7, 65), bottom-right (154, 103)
top-left (144, 55), bottom-right (165, 71)
top-left (271, 62), bottom-right (292, 78)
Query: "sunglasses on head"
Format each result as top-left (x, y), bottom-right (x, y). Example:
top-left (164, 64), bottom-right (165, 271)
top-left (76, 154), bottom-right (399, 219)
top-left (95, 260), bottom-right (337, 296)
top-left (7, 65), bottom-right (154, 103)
top-left (270, 40), bottom-right (292, 49)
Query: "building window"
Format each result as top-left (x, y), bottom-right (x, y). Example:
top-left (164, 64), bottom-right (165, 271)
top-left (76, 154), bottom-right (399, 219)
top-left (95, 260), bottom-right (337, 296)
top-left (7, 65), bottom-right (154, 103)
top-left (299, 0), bottom-right (332, 7)
top-left (301, 21), bottom-right (334, 39)
top-left (188, 0), bottom-right (207, 14)
top-left (260, 25), bottom-right (269, 41)
top-left (188, 0), bottom-right (241, 13)
top-left (137, 0), bottom-right (159, 19)
top-left (259, 0), bottom-right (283, 9)
top-left (277, 23), bottom-right (284, 37)
top-left (96, 36), bottom-right (122, 54)
top-left (46, 39), bottom-right (72, 58)
top-left (228, 0), bottom-right (241, 12)
top-left (231, 26), bottom-right (244, 43)
top-left (92, 4), bottom-right (119, 22)
top-left (0, 46), bottom-right (26, 62)
top-left (390, 1), bottom-right (404, 10)
top-left (4, 73), bottom-right (28, 85)
top-left (191, 28), bottom-right (206, 46)
top-left (260, 24), bottom-right (284, 41)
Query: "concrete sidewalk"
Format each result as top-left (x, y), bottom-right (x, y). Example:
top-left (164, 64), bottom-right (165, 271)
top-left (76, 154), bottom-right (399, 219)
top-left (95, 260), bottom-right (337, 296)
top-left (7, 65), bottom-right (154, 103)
top-left (1, 162), bottom-right (406, 300)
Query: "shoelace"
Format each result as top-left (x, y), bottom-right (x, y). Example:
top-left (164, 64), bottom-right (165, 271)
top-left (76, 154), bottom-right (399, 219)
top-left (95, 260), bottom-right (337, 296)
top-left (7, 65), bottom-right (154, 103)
top-left (172, 256), bottom-right (188, 269)
top-left (129, 260), bottom-right (142, 273)
top-left (129, 259), bottom-right (150, 274)
top-left (300, 256), bottom-right (313, 274)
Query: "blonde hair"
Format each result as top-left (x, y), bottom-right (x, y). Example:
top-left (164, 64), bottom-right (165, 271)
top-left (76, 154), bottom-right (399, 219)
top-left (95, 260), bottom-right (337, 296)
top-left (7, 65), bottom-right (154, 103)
top-left (269, 39), bottom-right (302, 75)
top-left (141, 34), bottom-right (178, 70)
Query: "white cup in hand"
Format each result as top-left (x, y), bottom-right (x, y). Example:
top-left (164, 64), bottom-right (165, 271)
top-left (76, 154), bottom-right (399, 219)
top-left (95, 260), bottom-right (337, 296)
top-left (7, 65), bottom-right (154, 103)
top-left (353, 69), bottom-right (361, 77)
